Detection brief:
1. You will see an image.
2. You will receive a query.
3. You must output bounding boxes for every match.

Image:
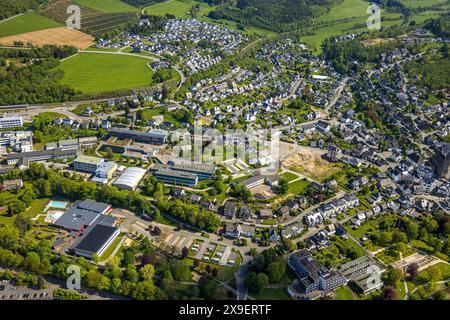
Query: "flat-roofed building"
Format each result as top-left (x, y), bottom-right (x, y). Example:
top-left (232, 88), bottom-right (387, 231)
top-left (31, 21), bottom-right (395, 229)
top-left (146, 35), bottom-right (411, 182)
top-left (58, 138), bottom-right (80, 150)
top-left (153, 168), bottom-right (199, 188)
top-left (3, 148), bottom-right (78, 166)
top-left (52, 199), bottom-right (112, 231)
top-left (108, 128), bottom-right (168, 145)
top-left (92, 162), bottom-right (118, 184)
top-left (72, 155), bottom-right (104, 173)
top-left (170, 161), bottom-right (216, 180)
top-left (0, 116), bottom-right (23, 129)
top-left (0, 131), bottom-right (33, 153)
top-left (102, 136), bottom-right (132, 153)
top-left (74, 224), bottom-right (120, 259)
top-left (239, 174), bottom-right (279, 189)
top-left (151, 161), bottom-right (216, 181)
top-left (113, 167), bottom-right (147, 190)
top-left (288, 249), bottom-right (347, 293)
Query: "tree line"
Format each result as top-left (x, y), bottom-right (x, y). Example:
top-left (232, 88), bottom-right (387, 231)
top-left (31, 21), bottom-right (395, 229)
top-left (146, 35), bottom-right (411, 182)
top-left (0, 45), bottom-right (78, 105)
top-left (1, 163), bottom-right (221, 232)
top-left (0, 0), bottom-right (47, 20)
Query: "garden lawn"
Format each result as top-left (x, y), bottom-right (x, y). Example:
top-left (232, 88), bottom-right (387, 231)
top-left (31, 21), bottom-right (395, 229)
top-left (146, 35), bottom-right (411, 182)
top-left (0, 198), bottom-right (49, 226)
top-left (345, 219), bottom-right (380, 238)
top-left (282, 172), bottom-right (298, 183)
top-left (410, 239), bottom-right (434, 253)
top-left (287, 179), bottom-right (310, 195)
top-left (0, 12), bottom-right (62, 38)
top-left (376, 249), bottom-right (400, 265)
top-left (58, 53), bottom-right (153, 94)
top-left (253, 287), bottom-right (293, 300)
top-left (186, 255), bottom-right (239, 282)
top-left (335, 286), bottom-right (357, 300)
top-left (98, 234), bottom-right (124, 262)
top-left (138, 107), bottom-right (178, 124)
top-left (396, 281), bottom-right (407, 300)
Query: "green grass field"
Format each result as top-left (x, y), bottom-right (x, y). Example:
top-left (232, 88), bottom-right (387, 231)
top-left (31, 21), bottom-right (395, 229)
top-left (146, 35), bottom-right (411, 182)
top-left (98, 234), bottom-right (124, 262)
top-left (144, 0), bottom-right (214, 18)
top-left (303, 13), bottom-right (404, 52)
top-left (317, 0), bottom-right (369, 23)
top-left (303, 0), bottom-right (406, 53)
top-left (281, 172), bottom-right (298, 183)
top-left (409, 10), bottom-right (442, 25)
top-left (143, 0), bottom-right (274, 36)
top-left (74, 0), bottom-right (138, 12)
top-left (253, 287), bottom-right (293, 300)
top-left (0, 198), bottom-right (49, 226)
top-left (335, 286), bottom-right (357, 300)
top-left (58, 53), bottom-right (154, 94)
top-left (287, 179), bottom-right (310, 195)
top-left (0, 12), bottom-right (62, 38)
top-left (400, 0), bottom-right (448, 8)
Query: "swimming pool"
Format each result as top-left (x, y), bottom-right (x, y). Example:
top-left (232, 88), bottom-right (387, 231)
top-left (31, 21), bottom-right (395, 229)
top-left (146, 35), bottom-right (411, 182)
top-left (47, 200), bottom-right (69, 209)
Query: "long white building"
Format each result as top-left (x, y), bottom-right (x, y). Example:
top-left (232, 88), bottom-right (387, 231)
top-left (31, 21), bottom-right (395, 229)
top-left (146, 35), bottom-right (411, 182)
top-left (0, 116), bottom-right (23, 129)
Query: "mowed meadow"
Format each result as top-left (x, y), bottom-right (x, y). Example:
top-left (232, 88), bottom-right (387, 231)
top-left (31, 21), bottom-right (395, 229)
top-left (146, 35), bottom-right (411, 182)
top-left (58, 53), bottom-right (154, 94)
top-left (0, 12), bottom-right (62, 37)
top-left (144, 0), bottom-right (215, 18)
top-left (301, 0), bottom-right (406, 52)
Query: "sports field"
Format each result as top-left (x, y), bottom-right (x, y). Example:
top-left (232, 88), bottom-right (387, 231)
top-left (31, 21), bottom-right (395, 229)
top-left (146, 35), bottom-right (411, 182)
top-left (0, 12), bottom-right (62, 38)
top-left (58, 53), bottom-right (154, 94)
top-left (144, 0), bottom-right (215, 18)
top-left (0, 27), bottom-right (94, 49)
top-left (73, 0), bottom-right (138, 12)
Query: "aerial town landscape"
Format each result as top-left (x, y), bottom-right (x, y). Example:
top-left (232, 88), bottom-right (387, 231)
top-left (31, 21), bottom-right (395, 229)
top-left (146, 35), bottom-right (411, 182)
top-left (0, 0), bottom-right (449, 307)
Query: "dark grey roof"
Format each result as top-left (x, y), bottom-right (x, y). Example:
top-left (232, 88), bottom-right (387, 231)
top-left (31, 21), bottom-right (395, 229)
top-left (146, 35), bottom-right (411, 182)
top-left (53, 200), bottom-right (110, 231)
top-left (3, 147), bottom-right (77, 160)
top-left (98, 215), bottom-right (117, 227)
top-left (53, 207), bottom-right (101, 230)
top-left (77, 199), bottom-right (110, 214)
top-left (75, 224), bottom-right (118, 254)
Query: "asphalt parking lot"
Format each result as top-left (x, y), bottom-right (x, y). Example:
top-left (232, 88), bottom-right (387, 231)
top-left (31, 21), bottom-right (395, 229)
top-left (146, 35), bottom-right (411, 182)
top-left (0, 280), bottom-right (53, 300)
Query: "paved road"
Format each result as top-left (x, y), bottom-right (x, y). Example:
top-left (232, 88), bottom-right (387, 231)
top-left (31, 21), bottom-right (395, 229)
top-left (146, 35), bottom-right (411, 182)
top-left (235, 255), bottom-right (251, 300)
top-left (326, 77), bottom-right (350, 112)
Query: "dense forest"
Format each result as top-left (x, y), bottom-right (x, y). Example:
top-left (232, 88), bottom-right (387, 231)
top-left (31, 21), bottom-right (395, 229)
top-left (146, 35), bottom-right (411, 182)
top-left (0, 0), bottom-right (47, 20)
top-left (404, 54), bottom-right (450, 91)
top-left (207, 0), bottom-right (342, 32)
top-left (0, 45), bottom-right (78, 105)
top-left (426, 15), bottom-right (450, 38)
top-left (322, 38), bottom-right (418, 74)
